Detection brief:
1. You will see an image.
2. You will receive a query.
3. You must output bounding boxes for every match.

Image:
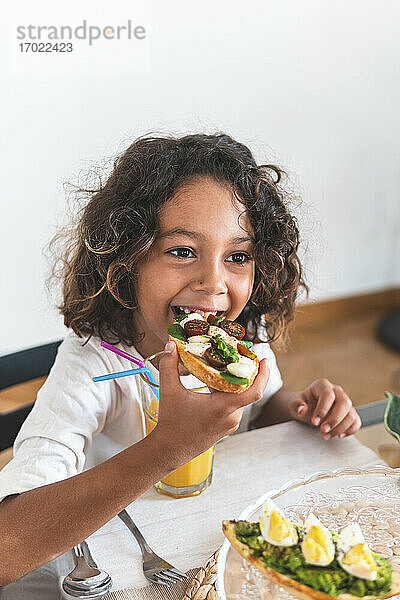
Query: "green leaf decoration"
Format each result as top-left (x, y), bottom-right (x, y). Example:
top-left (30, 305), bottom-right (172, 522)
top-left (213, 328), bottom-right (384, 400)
top-left (384, 392), bottom-right (400, 444)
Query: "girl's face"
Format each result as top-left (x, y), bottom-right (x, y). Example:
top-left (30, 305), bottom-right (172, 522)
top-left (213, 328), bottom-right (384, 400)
top-left (133, 176), bottom-right (255, 360)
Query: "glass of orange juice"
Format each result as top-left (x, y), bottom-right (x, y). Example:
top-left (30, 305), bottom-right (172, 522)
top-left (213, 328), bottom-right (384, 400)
top-left (139, 353), bottom-right (215, 498)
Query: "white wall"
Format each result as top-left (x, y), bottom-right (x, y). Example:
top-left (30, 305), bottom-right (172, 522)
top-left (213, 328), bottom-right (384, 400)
top-left (1, 0), bottom-right (399, 354)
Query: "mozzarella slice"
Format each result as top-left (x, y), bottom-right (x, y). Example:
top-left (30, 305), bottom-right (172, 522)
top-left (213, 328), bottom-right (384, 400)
top-left (187, 335), bottom-right (211, 344)
top-left (180, 313), bottom-right (206, 327)
top-left (208, 326), bottom-right (238, 348)
top-left (227, 357), bottom-right (255, 379)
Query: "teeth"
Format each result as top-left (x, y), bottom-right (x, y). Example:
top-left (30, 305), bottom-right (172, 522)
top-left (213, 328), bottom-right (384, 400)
top-left (179, 307), bottom-right (191, 314)
top-left (176, 306), bottom-right (220, 318)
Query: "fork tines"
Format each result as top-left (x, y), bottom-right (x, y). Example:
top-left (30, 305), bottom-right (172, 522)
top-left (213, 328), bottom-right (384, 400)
top-left (146, 567), bottom-right (188, 586)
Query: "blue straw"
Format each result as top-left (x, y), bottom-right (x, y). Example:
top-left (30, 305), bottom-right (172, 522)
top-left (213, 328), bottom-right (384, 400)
top-left (93, 367), bottom-right (152, 383)
top-left (142, 370), bottom-right (160, 400)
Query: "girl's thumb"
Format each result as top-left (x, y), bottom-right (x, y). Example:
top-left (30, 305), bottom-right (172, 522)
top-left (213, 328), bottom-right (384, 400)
top-left (158, 341), bottom-right (181, 393)
top-left (294, 399), bottom-right (308, 419)
top-left (164, 341), bottom-right (175, 354)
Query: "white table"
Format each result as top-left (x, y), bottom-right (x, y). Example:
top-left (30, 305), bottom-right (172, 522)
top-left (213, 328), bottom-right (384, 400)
top-left (92, 422), bottom-right (382, 596)
top-left (0, 422), bottom-right (383, 600)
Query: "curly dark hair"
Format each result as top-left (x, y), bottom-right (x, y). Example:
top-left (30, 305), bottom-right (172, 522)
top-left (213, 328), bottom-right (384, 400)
top-left (50, 133), bottom-right (308, 347)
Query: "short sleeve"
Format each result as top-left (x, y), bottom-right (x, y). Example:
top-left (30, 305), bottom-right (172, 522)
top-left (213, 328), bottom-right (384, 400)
top-left (235, 342), bottom-right (283, 433)
top-left (0, 334), bottom-right (119, 503)
top-left (0, 437), bottom-right (81, 504)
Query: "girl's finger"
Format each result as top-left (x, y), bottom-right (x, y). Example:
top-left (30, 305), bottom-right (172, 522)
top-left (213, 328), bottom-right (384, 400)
top-left (296, 402), bottom-right (309, 418)
top-left (341, 411), bottom-right (362, 437)
top-left (320, 386), bottom-right (352, 434)
top-left (288, 396), bottom-right (309, 420)
top-left (308, 379), bottom-right (336, 425)
top-left (326, 409), bottom-right (356, 439)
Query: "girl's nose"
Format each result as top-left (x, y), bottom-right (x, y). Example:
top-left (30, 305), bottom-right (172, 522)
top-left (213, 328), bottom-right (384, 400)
top-left (190, 262), bottom-right (228, 295)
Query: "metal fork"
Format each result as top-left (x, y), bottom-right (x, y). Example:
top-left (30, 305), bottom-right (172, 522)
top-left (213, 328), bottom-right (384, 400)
top-left (118, 509), bottom-right (188, 586)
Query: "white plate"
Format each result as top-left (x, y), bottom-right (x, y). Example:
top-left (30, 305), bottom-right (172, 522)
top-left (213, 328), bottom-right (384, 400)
top-left (217, 465), bottom-right (400, 600)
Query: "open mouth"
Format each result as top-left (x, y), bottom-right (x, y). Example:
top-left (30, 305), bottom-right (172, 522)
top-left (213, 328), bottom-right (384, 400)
top-left (171, 306), bottom-right (225, 319)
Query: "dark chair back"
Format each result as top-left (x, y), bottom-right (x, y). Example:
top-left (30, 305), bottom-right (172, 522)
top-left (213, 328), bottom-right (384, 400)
top-left (0, 340), bottom-right (62, 452)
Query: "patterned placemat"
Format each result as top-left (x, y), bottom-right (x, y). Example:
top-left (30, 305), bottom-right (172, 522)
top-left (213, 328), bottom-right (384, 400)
top-left (183, 548), bottom-right (219, 600)
top-left (107, 549), bottom-right (219, 600)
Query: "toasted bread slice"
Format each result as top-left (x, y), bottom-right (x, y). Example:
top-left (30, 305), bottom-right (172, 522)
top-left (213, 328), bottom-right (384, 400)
top-left (168, 336), bottom-right (259, 393)
top-left (222, 520), bottom-right (400, 600)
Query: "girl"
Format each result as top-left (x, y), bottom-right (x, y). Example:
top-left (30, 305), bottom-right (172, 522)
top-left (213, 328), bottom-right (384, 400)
top-left (0, 133), bottom-right (360, 588)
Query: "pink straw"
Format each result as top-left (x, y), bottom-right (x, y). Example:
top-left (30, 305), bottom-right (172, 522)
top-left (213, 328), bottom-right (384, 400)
top-left (101, 341), bottom-right (145, 367)
top-left (100, 341), bottom-right (156, 388)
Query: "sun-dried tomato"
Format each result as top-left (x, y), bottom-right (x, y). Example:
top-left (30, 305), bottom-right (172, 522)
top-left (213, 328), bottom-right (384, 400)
top-left (237, 343), bottom-right (257, 360)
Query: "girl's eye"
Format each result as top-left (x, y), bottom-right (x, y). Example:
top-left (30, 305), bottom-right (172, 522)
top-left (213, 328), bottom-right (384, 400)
top-left (226, 252), bottom-right (253, 265)
top-left (168, 247), bottom-right (195, 259)
top-left (167, 248), bottom-right (253, 264)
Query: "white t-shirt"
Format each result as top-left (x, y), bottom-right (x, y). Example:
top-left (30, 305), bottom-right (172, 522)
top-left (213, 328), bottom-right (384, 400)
top-left (0, 331), bottom-right (283, 503)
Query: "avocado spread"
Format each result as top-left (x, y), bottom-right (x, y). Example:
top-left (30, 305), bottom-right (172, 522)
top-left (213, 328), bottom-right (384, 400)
top-left (235, 521), bottom-right (392, 598)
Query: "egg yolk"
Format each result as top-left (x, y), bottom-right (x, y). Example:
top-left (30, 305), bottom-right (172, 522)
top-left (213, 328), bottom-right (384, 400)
top-left (343, 543), bottom-right (377, 570)
top-left (302, 525), bottom-right (332, 564)
top-left (269, 510), bottom-right (291, 542)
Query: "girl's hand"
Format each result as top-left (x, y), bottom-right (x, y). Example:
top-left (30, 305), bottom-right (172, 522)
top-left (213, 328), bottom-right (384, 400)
top-left (289, 378), bottom-right (361, 439)
top-left (153, 342), bottom-right (270, 461)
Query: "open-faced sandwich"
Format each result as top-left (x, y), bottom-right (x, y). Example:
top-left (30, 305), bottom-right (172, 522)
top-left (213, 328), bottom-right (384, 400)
top-left (167, 310), bottom-right (259, 393)
top-left (223, 498), bottom-right (400, 599)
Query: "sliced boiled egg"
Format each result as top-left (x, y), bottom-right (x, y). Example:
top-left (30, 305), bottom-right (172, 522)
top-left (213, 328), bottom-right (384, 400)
top-left (301, 513), bottom-right (335, 566)
top-left (259, 498), bottom-right (298, 546)
top-left (337, 523), bottom-right (377, 580)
